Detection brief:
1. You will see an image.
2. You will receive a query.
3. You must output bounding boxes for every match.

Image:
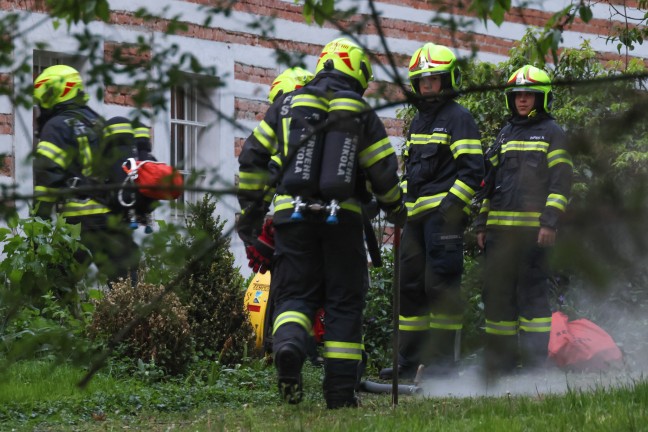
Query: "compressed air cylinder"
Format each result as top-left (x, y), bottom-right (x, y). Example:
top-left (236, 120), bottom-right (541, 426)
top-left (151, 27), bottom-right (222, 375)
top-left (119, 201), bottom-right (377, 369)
top-left (319, 90), bottom-right (363, 201)
top-left (281, 88), bottom-right (329, 198)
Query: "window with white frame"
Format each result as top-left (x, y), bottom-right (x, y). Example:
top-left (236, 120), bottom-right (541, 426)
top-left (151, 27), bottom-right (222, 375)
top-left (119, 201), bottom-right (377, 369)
top-left (170, 82), bottom-right (210, 219)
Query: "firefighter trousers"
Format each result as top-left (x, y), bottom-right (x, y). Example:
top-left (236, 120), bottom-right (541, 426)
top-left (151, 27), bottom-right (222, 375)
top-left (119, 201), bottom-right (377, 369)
top-left (271, 217), bottom-right (366, 404)
top-left (482, 229), bottom-right (552, 373)
top-left (399, 211), bottom-right (465, 373)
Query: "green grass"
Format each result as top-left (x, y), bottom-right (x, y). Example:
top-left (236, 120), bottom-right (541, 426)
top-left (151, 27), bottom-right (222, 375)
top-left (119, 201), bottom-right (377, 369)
top-left (1, 360), bottom-right (647, 431)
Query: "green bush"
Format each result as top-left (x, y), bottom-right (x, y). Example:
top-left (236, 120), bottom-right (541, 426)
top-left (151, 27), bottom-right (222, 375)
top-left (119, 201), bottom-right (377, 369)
top-left (364, 247), bottom-right (396, 374)
top-left (0, 216), bottom-right (96, 368)
top-left (175, 195), bottom-right (255, 365)
top-left (88, 280), bottom-right (193, 376)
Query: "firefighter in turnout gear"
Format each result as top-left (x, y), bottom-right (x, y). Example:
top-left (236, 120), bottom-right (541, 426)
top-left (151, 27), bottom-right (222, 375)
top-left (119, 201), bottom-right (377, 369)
top-left (380, 44), bottom-right (484, 380)
top-left (237, 38), bottom-right (405, 408)
top-left (474, 65), bottom-right (573, 374)
top-left (33, 65), bottom-right (140, 287)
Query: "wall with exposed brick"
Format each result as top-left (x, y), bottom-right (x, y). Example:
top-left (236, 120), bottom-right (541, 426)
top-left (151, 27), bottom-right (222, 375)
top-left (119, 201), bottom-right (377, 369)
top-left (1, 0), bottom-right (646, 269)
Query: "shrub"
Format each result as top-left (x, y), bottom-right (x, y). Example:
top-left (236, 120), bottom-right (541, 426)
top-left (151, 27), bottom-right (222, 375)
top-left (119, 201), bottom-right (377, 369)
top-left (88, 280), bottom-right (193, 376)
top-left (176, 195), bottom-right (255, 365)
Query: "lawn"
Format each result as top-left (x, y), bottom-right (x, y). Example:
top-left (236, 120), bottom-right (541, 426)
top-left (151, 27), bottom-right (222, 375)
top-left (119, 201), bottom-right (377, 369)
top-left (1, 359), bottom-right (646, 431)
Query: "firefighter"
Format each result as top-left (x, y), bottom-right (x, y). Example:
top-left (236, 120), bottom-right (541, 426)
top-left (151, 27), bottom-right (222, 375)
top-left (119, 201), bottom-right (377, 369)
top-left (239, 66), bottom-right (315, 355)
top-left (380, 43), bottom-right (484, 380)
top-left (237, 38), bottom-right (405, 408)
top-left (33, 65), bottom-right (140, 288)
top-left (474, 65), bottom-right (573, 374)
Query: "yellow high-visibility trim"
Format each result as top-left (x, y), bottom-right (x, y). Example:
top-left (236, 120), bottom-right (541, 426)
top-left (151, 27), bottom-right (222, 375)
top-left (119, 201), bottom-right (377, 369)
top-left (448, 179), bottom-right (475, 205)
top-left (323, 341), bottom-right (363, 360)
top-left (273, 311), bottom-right (313, 335)
top-left (252, 120), bottom-right (278, 154)
top-left (238, 171), bottom-right (269, 191)
top-left (399, 315), bottom-right (429, 331)
top-left (546, 193), bottom-right (568, 212)
top-left (405, 193), bottom-right (446, 218)
top-left (547, 149), bottom-right (573, 168)
top-left (429, 313), bottom-right (463, 330)
top-left (486, 211), bottom-right (541, 227)
top-left (291, 94), bottom-right (329, 111)
top-left (104, 122), bottom-right (133, 137)
top-left (450, 139), bottom-right (482, 157)
top-left (358, 137), bottom-right (394, 168)
top-left (485, 319), bottom-right (517, 335)
top-left (36, 141), bottom-right (71, 168)
top-left (519, 316), bottom-right (552, 333)
top-left (34, 186), bottom-right (59, 203)
top-left (501, 140), bottom-right (549, 153)
top-left (329, 98), bottom-right (365, 112)
top-left (409, 133), bottom-right (450, 145)
top-left (60, 199), bottom-right (111, 217)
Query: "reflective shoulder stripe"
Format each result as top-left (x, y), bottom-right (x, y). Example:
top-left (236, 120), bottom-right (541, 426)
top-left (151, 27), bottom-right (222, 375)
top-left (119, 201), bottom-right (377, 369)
top-left (36, 141), bottom-right (72, 168)
top-left (134, 127), bottom-right (150, 139)
top-left (104, 122), bottom-right (134, 137)
top-left (358, 137), bottom-right (394, 168)
top-left (292, 93), bottom-right (329, 111)
top-left (329, 98), bottom-right (365, 113)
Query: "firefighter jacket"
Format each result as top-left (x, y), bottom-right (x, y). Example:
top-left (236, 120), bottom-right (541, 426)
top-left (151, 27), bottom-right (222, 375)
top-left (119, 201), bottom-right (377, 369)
top-left (475, 113), bottom-right (573, 230)
top-left (33, 103), bottom-right (121, 225)
top-left (237, 74), bottom-right (402, 226)
top-left (401, 99), bottom-right (484, 220)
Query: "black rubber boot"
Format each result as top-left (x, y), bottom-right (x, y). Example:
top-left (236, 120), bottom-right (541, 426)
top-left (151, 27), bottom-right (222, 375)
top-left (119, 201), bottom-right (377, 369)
top-left (275, 343), bottom-right (304, 404)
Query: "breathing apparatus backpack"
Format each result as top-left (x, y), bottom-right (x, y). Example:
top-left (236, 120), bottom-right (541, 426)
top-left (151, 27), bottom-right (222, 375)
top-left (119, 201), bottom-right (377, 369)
top-left (280, 88), bottom-right (364, 222)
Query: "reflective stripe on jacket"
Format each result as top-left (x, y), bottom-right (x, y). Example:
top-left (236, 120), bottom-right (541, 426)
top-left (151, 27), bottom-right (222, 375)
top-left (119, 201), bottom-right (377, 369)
top-left (402, 99), bottom-right (483, 220)
top-left (480, 114), bottom-right (573, 230)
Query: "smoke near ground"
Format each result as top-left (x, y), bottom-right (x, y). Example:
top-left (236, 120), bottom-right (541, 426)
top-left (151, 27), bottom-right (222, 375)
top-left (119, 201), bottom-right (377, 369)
top-left (421, 270), bottom-right (648, 398)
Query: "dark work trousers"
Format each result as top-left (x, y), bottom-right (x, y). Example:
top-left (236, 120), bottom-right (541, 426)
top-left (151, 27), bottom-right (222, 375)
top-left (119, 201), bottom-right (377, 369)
top-left (482, 228), bottom-right (552, 372)
top-left (71, 215), bottom-right (140, 287)
top-left (271, 217), bottom-right (366, 403)
top-left (399, 210), bottom-right (465, 373)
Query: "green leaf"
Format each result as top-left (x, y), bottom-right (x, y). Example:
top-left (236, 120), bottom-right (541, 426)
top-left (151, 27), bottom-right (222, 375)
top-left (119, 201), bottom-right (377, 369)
top-left (579, 5), bottom-right (593, 23)
top-left (490, 3), bottom-right (506, 26)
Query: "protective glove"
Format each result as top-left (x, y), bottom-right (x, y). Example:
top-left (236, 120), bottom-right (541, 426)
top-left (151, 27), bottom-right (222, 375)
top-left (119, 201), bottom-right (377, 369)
top-left (246, 217), bottom-right (275, 274)
top-left (236, 207), bottom-right (265, 246)
top-left (385, 203), bottom-right (407, 228)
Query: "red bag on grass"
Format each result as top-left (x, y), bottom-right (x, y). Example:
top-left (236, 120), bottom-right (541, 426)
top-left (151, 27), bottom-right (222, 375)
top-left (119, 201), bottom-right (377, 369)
top-left (548, 311), bottom-right (623, 371)
top-left (122, 158), bottom-right (184, 200)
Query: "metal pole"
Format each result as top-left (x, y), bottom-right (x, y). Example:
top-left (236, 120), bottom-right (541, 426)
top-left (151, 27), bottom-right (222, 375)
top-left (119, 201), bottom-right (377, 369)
top-left (391, 225), bottom-right (401, 406)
